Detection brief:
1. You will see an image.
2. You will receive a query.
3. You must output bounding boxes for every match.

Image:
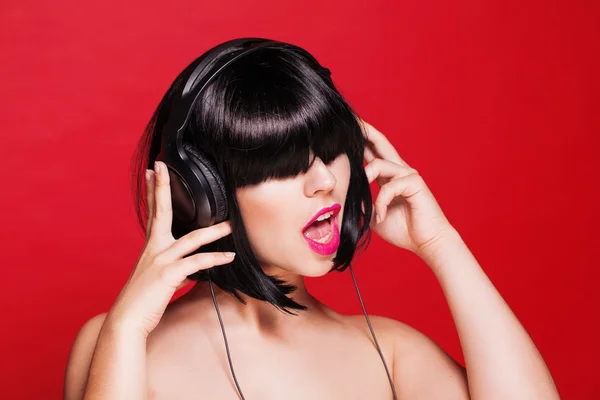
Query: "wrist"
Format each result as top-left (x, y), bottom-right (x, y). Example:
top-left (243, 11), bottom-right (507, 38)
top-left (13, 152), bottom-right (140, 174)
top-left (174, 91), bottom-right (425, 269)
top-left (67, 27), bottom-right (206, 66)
top-left (416, 227), bottom-right (466, 270)
top-left (103, 310), bottom-right (148, 342)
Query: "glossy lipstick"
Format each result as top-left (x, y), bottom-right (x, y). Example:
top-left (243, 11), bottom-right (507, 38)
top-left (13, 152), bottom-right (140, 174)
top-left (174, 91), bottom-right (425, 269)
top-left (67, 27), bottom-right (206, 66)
top-left (302, 203), bottom-right (341, 256)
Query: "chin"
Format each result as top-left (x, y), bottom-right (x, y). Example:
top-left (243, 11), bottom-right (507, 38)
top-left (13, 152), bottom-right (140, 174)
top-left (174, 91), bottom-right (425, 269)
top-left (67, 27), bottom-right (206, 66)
top-left (298, 258), bottom-right (337, 278)
top-left (260, 249), bottom-right (337, 279)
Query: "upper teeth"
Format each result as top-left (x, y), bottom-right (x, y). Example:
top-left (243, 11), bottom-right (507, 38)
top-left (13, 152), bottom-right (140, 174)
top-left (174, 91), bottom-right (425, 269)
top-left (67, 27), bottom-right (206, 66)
top-left (316, 211), bottom-right (333, 221)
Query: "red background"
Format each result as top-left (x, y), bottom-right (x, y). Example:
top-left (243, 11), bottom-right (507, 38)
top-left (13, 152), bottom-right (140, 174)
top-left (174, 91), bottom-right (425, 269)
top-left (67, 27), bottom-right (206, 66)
top-left (1, 0), bottom-right (598, 398)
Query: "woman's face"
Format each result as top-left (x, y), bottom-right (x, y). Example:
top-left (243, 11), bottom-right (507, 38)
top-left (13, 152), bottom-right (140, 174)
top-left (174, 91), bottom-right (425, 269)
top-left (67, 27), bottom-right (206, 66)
top-left (235, 152), bottom-right (351, 278)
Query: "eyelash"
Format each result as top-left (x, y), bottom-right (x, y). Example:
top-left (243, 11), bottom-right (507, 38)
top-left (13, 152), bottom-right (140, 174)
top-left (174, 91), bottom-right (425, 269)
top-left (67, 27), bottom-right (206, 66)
top-left (324, 152), bottom-right (344, 165)
top-left (308, 151), bottom-right (344, 169)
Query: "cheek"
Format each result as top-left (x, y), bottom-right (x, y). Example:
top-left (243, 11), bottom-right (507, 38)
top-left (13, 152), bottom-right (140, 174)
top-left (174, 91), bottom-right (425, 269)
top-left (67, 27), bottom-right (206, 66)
top-left (334, 155), bottom-right (352, 197)
top-left (235, 183), bottom-right (301, 254)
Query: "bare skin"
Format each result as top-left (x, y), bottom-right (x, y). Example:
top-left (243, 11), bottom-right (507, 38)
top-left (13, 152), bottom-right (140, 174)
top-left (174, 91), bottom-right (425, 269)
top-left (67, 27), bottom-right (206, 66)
top-left (64, 118), bottom-right (559, 399)
top-left (66, 282), bottom-right (468, 400)
top-left (145, 285), bottom-right (401, 399)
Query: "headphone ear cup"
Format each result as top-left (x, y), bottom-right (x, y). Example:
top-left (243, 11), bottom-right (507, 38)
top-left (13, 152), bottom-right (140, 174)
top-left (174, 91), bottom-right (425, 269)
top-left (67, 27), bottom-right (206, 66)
top-left (182, 142), bottom-right (228, 224)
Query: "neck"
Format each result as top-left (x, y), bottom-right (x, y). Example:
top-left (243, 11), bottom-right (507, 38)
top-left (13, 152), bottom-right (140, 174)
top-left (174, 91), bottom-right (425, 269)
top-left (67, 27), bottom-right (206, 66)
top-left (184, 268), bottom-right (327, 336)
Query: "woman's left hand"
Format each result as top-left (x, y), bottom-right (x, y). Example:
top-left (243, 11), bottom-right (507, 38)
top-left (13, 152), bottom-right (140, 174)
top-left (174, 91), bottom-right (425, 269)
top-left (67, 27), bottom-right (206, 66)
top-left (359, 118), bottom-right (456, 255)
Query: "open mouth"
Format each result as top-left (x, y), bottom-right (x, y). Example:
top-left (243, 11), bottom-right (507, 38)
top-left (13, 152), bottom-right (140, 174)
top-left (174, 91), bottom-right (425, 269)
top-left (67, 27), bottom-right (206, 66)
top-left (302, 204), bottom-right (341, 255)
top-left (303, 211), bottom-right (335, 243)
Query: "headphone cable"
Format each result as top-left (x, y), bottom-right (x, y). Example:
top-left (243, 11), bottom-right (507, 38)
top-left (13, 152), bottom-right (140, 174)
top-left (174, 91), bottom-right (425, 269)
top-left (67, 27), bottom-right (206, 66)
top-left (209, 266), bottom-right (398, 400)
top-left (349, 264), bottom-right (399, 400)
top-left (209, 274), bottom-right (246, 400)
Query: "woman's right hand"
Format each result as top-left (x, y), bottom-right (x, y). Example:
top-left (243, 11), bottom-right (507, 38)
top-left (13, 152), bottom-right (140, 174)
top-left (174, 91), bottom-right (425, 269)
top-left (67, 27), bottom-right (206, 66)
top-left (105, 160), bottom-right (235, 339)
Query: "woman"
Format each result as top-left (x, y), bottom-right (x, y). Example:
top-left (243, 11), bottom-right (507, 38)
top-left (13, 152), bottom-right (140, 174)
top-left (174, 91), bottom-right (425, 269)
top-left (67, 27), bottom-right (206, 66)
top-left (64, 38), bottom-right (559, 399)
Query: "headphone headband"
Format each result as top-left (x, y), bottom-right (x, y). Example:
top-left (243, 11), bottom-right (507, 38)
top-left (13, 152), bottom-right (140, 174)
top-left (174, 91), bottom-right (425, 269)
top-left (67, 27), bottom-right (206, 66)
top-left (161, 38), bottom-right (287, 160)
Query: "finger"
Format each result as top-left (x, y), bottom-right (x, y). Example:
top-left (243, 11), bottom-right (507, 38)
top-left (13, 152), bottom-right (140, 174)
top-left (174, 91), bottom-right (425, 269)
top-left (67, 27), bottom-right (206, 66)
top-left (145, 169), bottom-right (156, 239)
top-left (160, 220), bottom-right (233, 263)
top-left (359, 119), bottom-right (409, 167)
top-left (374, 174), bottom-right (424, 223)
top-left (364, 158), bottom-right (417, 185)
top-left (364, 147), bottom-right (388, 188)
top-left (172, 251), bottom-right (236, 280)
top-left (363, 142), bottom-right (376, 164)
top-left (150, 161), bottom-right (174, 239)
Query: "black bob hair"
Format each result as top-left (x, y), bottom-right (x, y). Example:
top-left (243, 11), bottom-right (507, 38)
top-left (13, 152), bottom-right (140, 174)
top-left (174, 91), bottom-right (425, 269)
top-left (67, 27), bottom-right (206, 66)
top-left (131, 39), bottom-right (373, 314)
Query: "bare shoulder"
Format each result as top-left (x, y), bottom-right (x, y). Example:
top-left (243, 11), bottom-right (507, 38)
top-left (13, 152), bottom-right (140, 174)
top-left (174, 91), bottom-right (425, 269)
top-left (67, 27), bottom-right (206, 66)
top-left (346, 313), bottom-right (416, 339)
top-left (347, 314), bottom-right (470, 399)
top-left (64, 312), bottom-right (108, 400)
top-left (346, 314), bottom-right (449, 354)
top-left (345, 313), bottom-right (435, 351)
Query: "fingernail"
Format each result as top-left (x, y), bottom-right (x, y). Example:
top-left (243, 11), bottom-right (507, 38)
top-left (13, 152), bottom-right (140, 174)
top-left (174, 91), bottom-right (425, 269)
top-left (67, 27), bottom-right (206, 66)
top-left (145, 169), bottom-right (151, 182)
top-left (224, 252), bottom-right (236, 258)
top-left (376, 214), bottom-right (381, 224)
top-left (154, 161), bottom-right (160, 173)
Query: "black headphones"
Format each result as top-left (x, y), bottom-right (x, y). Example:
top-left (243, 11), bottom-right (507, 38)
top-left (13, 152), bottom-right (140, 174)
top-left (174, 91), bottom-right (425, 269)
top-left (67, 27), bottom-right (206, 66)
top-left (156, 37), bottom-right (288, 232)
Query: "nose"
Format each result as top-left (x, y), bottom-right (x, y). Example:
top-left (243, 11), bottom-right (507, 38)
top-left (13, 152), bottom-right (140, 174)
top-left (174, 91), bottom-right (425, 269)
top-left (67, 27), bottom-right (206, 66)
top-left (304, 157), bottom-right (337, 197)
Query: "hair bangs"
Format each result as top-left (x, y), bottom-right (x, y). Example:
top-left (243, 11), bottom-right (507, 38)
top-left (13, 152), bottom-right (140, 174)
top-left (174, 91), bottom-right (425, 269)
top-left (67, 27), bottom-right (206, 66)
top-left (185, 47), bottom-right (363, 188)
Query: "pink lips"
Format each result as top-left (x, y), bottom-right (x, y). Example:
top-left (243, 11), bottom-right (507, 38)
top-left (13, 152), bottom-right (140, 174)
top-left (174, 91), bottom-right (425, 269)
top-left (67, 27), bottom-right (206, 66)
top-left (302, 203), bottom-right (342, 256)
top-left (301, 204), bottom-right (342, 232)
